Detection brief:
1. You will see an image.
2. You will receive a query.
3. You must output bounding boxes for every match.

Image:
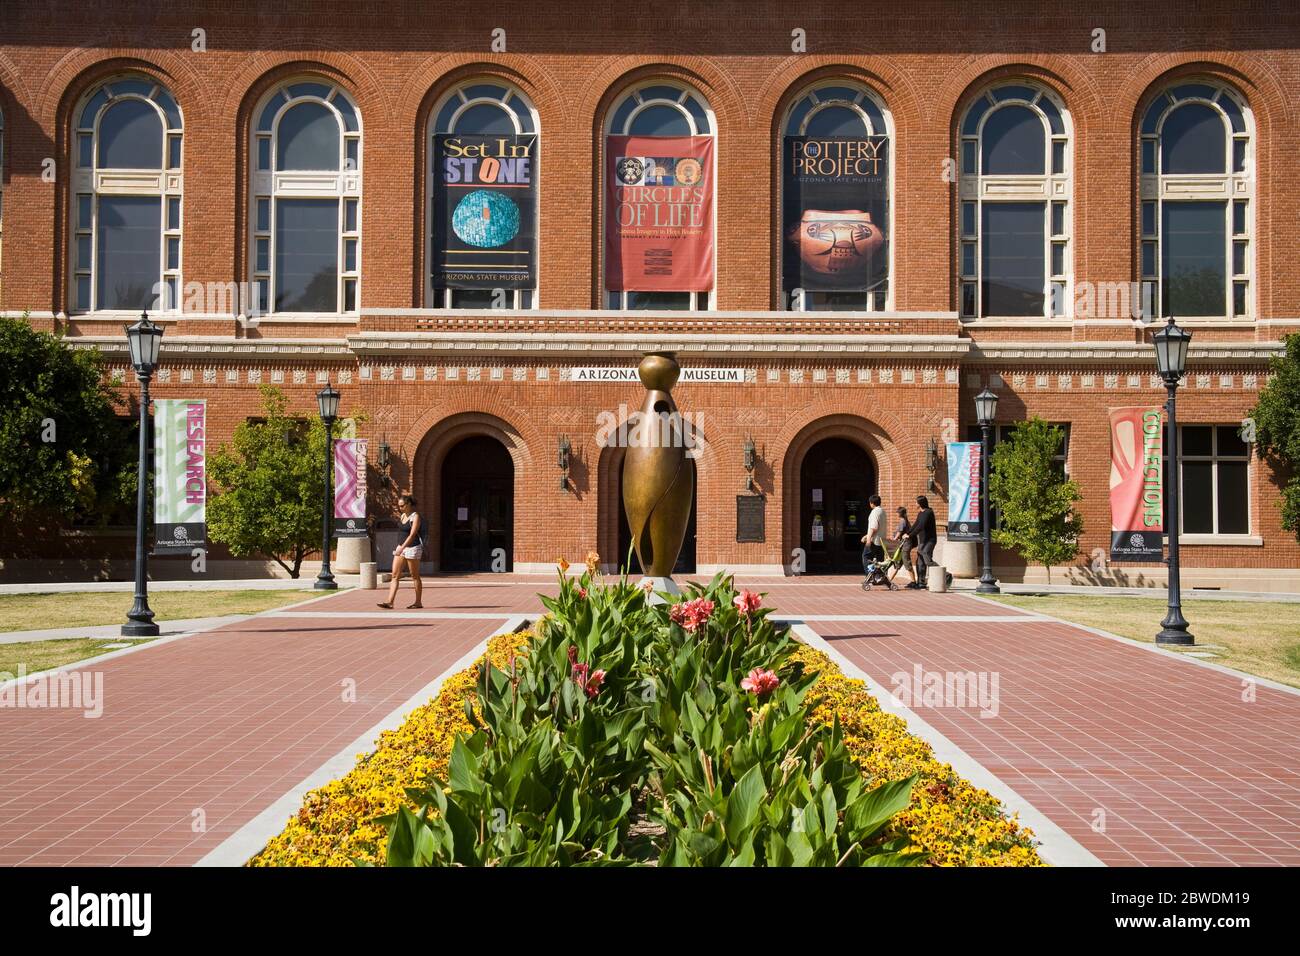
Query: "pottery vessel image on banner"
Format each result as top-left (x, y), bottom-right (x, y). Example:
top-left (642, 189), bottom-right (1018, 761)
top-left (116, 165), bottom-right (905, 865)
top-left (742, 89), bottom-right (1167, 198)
top-left (788, 209), bottom-right (886, 282)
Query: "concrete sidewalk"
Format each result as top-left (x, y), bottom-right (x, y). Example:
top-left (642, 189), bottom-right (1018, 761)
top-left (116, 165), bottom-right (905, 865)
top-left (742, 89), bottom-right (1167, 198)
top-left (0, 615), bottom-right (249, 646)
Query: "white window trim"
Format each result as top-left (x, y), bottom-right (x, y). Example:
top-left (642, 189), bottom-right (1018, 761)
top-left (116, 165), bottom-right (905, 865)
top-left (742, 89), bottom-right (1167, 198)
top-left (249, 79), bottom-right (361, 319)
top-left (1138, 80), bottom-right (1254, 320)
top-left (958, 83), bottom-right (1072, 321)
top-left (425, 81), bottom-right (540, 310)
top-left (780, 81), bottom-right (895, 314)
top-left (601, 80), bottom-right (717, 312)
top-left (69, 77), bottom-right (183, 315)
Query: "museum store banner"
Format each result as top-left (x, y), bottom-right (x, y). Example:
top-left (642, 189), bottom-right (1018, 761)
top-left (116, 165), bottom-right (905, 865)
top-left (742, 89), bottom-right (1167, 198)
top-left (333, 438), bottom-right (369, 538)
top-left (782, 135), bottom-right (889, 296)
top-left (1109, 406), bottom-right (1164, 562)
top-left (154, 399), bottom-right (206, 553)
top-left (432, 133), bottom-right (537, 290)
top-left (945, 441), bottom-right (983, 542)
top-left (605, 135), bottom-right (715, 291)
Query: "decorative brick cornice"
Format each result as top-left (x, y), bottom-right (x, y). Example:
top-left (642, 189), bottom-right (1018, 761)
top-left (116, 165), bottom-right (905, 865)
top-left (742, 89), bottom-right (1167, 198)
top-left (970, 340), bottom-right (1282, 364)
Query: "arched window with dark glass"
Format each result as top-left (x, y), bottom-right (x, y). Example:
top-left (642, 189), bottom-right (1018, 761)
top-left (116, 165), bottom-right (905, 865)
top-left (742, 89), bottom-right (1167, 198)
top-left (604, 82), bottom-right (715, 311)
top-left (780, 82), bottom-right (892, 312)
top-left (1139, 82), bottom-right (1252, 318)
top-left (957, 83), bottom-right (1071, 319)
top-left (250, 79), bottom-right (361, 315)
top-left (70, 76), bottom-right (183, 312)
top-left (428, 82), bottom-right (538, 309)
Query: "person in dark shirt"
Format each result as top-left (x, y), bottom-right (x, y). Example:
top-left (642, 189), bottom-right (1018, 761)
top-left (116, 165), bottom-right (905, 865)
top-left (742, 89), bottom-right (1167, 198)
top-left (909, 495), bottom-right (937, 589)
top-left (892, 505), bottom-right (917, 587)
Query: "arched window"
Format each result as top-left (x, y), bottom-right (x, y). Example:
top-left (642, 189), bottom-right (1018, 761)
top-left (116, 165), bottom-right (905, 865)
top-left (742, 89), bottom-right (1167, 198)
top-left (1, 104), bottom-right (6, 260)
top-left (428, 82), bottom-right (538, 309)
top-left (604, 82), bottom-right (715, 311)
top-left (70, 76), bottom-right (183, 313)
top-left (1139, 81), bottom-right (1252, 318)
top-left (958, 83), bottom-right (1071, 319)
top-left (781, 82), bottom-right (892, 312)
top-left (250, 79), bottom-right (361, 315)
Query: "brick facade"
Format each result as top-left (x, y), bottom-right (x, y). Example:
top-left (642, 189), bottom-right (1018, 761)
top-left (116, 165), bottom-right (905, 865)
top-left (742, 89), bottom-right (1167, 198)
top-left (1, 1), bottom-right (1298, 586)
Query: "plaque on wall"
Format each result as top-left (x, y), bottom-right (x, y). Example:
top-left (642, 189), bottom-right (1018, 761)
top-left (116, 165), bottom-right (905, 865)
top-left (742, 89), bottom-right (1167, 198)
top-left (736, 495), bottom-right (766, 543)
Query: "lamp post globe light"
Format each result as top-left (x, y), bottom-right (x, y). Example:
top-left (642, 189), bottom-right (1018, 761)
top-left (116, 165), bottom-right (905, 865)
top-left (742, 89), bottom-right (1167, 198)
top-left (974, 387), bottom-right (1000, 595)
top-left (122, 312), bottom-right (164, 637)
top-left (1153, 316), bottom-right (1194, 646)
top-left (315, 382), bottom-right (341, 590)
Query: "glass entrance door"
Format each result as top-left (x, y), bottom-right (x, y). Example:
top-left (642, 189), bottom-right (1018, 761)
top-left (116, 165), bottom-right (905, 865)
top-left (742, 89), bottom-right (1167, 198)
top-left (799, 438), bottom-right (876, 574)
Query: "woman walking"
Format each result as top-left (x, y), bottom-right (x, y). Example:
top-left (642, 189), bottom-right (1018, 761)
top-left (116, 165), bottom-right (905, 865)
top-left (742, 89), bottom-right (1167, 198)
top-left (378, 493), bottom-right (425, 609)
top-left (892, 505), bottom-right (919, 588)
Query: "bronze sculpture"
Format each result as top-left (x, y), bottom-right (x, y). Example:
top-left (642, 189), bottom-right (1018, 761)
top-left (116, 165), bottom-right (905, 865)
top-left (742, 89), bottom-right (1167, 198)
top-left (622, 352), bottom-right (694, 587)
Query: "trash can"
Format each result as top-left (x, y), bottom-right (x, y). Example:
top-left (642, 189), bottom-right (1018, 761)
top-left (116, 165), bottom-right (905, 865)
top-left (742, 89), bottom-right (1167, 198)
top-left (927, 564), bottom-right (948, 593)
top-left (360, 562), bottom-right (378, 590)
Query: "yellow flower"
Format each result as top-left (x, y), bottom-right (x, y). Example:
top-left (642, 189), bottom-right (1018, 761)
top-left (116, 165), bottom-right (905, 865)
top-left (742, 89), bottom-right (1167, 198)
top-left (584, 550), bottom-right (600, 575)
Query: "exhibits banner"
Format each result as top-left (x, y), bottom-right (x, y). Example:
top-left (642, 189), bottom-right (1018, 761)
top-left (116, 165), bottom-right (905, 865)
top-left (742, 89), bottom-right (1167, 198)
top-left (605, 135), bottom-right (714, 292)
top-left (333, 438), bottom-right (369, 538)
top-left (1110, 406), bottom-right (1164, 562)
top-left (432, 133), bottom-right (537, 290)
top-left (154, 399), bottom-right (206, 553)
top-left (945, 441), bottom-right (983, 542)
top-left (782, 135), bottom-right (889, 294)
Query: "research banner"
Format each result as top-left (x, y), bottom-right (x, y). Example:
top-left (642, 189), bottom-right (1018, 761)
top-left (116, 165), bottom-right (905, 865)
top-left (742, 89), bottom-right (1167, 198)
top-left (153, 399), bottom-right (206, 553)
top-left (605, 135), bottom-right (714, 291)
top-left (945, 441), bottom-right (983, 542)
top-left (333, 438), bottom-right (369, 538)
top-left (1110, 406), bottom-right (1164, 562)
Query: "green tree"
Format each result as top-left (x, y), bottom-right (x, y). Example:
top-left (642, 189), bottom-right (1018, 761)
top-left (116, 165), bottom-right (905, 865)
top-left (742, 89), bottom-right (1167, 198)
top-left (987, 417), bottom-right (1083, 582)
top-left (0, 314), bottom-right (135, 523)
top-left (1247, 332), bottom-right (1300, 538)
top-left (207, 385), bottom-right (340, 577)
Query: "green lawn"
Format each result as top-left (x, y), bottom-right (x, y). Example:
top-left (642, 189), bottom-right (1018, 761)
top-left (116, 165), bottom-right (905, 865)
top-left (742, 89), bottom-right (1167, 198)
top-left (0, 588), bottom-right (316, 633)
top-left (0, 637), bottom-right (157, 678)
top-left (984, 594), bottom-right (1300, 688)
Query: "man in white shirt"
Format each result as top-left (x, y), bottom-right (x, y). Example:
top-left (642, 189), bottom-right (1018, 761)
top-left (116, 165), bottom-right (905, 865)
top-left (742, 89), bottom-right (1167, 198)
top-left (860, 494), bottom-right (886, 570)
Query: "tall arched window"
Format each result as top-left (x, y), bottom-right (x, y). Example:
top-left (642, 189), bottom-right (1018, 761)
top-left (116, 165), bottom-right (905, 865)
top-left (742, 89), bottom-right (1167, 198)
top-left (604, 82), bottom-right (715, 311)
top-left (781, 82), bottom-right (892, 312)
top-left (428, 82), bottom-right (538, 309)
top-left (1139, 81), bottom-right (1252, 318)
top-left (1, 104), bottom-right (6, 265)
top-left (958, 83), bottom-right (1071, 319)
top-left (250, 79), bottom-right (361, 316)
top-left (71, 76), bottom-right (183, 313)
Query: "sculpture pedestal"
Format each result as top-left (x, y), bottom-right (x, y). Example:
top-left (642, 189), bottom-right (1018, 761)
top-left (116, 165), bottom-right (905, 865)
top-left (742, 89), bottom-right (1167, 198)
top-left (638, 576), bottom-right (681, 605)
top-left (941, 538), bottom-right (978, 578)
top-left (336, 536), bottom-right (371, 574)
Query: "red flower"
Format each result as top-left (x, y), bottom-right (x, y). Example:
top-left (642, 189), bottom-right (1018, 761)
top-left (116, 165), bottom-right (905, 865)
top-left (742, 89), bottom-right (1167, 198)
top-left (669, 597), bottom-right (716, 633)
top-left (570, 659), bottom-right (605, 699)
top-left (584, 669), bottom-right (606, 699)
top-left (567, 645), bottom-right (578, 665)
top-left (733, 590), bottom-right (762, 616)
top-left (577, 586), bottom-right (588, 600)
top-left (741, 667), bottom-right (781, 698)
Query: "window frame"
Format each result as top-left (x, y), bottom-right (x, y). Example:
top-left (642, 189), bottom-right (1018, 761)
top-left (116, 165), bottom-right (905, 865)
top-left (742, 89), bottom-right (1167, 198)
top-left (1164, 423), bottom-right (1252, 538)
top-left (958, 83), bottom-right (1072, 320)
top-left (602, 80), bottom-right (716, 312)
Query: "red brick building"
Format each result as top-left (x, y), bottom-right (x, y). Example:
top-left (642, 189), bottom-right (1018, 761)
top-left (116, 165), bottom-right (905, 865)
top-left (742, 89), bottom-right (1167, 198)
top-left (1, 1), bottom-right (1297, 588)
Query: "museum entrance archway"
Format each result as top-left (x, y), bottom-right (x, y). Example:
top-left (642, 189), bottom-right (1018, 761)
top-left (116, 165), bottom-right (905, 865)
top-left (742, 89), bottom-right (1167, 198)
top-left (799, 437), bottom-right (876, 574)
top-left (441, 435), bottom-right (513, 572)
top-left (615, 458), bottom-right (697, 576)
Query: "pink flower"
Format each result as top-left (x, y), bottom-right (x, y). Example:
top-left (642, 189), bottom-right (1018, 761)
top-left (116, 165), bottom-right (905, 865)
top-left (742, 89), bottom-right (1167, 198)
top-left (584, 669), bottom-right (606, 699)
top-left (567, 645), bottom-right (578, 665)
top-left (733, 590), bottom-right (762, 616)
top-left (577, 586), bottom-right (588, 599)
top-left (570, 659), bottom-right (605, 699)
top-left (741, 668), bottom-right (781, 698)
top-left (640, 580), bottom-right (654, 593)
top-left (669, 597), bottom-right (716, 633)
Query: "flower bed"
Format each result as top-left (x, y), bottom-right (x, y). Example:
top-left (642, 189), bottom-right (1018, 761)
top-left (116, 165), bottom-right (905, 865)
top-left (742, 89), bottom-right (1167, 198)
top-left (251, 573), bottom-right (1042, 867)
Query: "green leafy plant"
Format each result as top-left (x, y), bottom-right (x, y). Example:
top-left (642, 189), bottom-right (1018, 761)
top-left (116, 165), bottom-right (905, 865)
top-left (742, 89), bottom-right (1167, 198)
top-left (1247, 332), bottom-right (1300, 538)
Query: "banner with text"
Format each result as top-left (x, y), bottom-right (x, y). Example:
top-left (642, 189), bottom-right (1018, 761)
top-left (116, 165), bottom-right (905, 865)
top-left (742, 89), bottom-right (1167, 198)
top-left (782, 135), bottom-right (889, 295)
top-left (945, 441), bottom-right (983, 541)
top-left (432, 133), bottom-right (537, 290)
top-left (1109, 406), bottom-right (1164, 562)
top-left (605, 135), bottom-right (714, 292)
top-left (333, 438), bottom-right (369, 538)
top-left (154, 399), bottom-right (206, 553)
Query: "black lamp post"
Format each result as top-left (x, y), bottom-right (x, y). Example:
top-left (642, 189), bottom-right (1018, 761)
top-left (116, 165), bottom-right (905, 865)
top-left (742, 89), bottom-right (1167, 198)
top-left (315, 382), bottom-right (341, 590)
top-left (1153, 316), bottom-right (1194, 646)
top-left (974, 387), bottom-right (1000, 594)
top-left (122, 312), bottom-right (164, 637)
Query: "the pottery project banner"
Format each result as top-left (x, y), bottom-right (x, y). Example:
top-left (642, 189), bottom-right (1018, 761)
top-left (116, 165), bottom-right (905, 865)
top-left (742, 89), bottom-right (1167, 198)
top-left (333, 438), bottom-right (369, 538)
top-left (605, 135), bottom-right (714, 291)
top-left (1109, 406), bottom-right (1164, 562)
top-left (782, 135), bottom-right (889, 294)
top-left (945, 441), bottom-right (983, 542)
top-left (153, 399), bottom-right (206, 553)
top-left (432, 133), bottom-right (537, 290)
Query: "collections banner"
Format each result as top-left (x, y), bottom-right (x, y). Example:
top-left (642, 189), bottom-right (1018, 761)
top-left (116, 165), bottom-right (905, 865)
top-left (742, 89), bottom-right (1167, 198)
top-left (945, 441), bottom-right (983, 542)
top-left (432, 133), bottom-right (537, 290)
top-left (333, 438), bottom-right (369, 538)
top-left (782, 135), bottom-right (889, 294)
top-left (1109, 406), bottom-right (1164, 562)
top-left (605, 135), bottom-right (714, 292)
top-left (153, 399), bottom-right (206, 553)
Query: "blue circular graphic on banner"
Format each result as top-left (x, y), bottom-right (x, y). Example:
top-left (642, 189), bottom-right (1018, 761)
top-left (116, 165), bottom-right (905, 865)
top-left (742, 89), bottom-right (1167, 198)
top-left (452, 189), bottom-right (520, 248)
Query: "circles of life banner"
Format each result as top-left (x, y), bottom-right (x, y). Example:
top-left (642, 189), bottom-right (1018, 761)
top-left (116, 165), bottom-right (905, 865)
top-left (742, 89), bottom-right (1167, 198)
top-left (432, 133), bottom-right (537, 290)
top-left (605, 135), bottom-right (715, 292)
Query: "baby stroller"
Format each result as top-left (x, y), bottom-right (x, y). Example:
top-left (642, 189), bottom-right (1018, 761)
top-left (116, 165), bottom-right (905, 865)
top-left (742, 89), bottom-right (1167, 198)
top-left (861, 540), bottom-right (905, 591)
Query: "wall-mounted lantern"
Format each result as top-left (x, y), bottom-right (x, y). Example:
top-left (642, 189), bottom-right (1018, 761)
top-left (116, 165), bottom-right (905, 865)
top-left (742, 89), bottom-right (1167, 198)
top-left (743, 436), bottom-right (756, 492)
top-left (558, 434), bottom-right (572, 492)
top-left (925, 436), bottom-right (939, 493)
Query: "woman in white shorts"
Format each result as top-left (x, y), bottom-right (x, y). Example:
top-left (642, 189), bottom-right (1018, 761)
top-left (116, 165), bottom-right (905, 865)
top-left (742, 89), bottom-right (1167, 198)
top-left (378, 493), bottom-right (425, 609)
